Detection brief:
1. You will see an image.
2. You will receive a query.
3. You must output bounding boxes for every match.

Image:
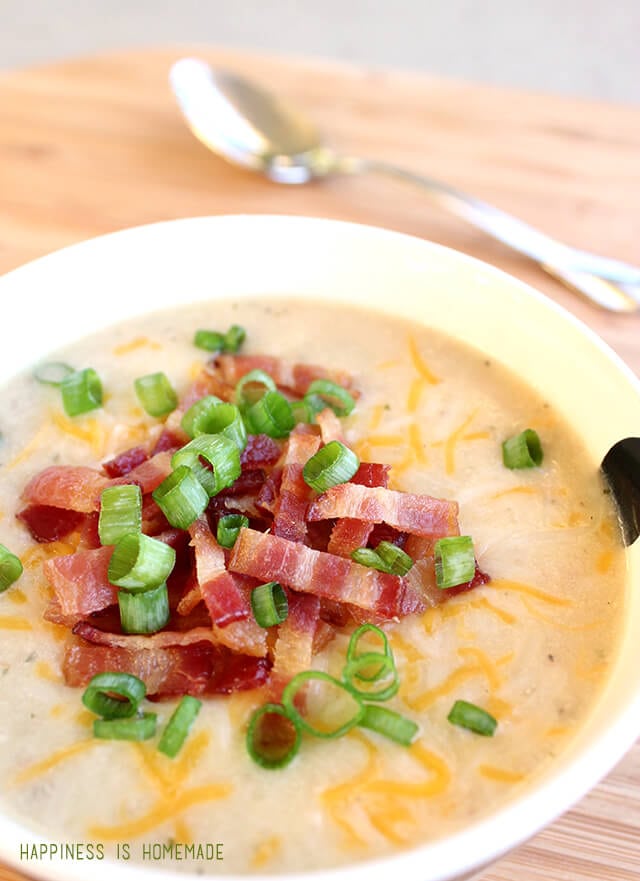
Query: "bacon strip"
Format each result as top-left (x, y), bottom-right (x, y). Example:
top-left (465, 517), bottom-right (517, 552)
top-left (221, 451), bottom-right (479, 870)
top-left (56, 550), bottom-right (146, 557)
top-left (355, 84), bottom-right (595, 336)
top-left (405, 534), bottom-right (489, 606)
top-left (229, 528), bottom-right (424, 619)
top-left (102, 446), bottom-right (149, 478)
top-left (327, 460), bottom-right (391, 557)
top-left (112, 451), bottom-right (173, 494)
top-left (240, 434), bottom-right (282, 469)
top-left (272, 432), bottom-right (320, 543)
top-left (17, 505), bottom-right (84, 543)
top-left (271, 592), bottom-right (320, 694)
top-left (180, 365), bottom-right (235, 409)
top-left (188, 518), bottom-right (267, 656)
top-left (316, 409), bottom-right (344, 445)
top-left (43, 547), bottom-right (117, 622)
top-left (215, 354), bottom-right (354, 397)
top-left (307, 484), bottom-right (459, 537)
top-left (22, 466), bottom-right (110, 513)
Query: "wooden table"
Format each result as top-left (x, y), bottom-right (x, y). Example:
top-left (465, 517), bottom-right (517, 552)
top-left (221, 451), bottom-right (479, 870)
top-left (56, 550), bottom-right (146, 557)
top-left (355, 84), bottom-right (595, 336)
top-left (1, 47), bottom-right (639, 881)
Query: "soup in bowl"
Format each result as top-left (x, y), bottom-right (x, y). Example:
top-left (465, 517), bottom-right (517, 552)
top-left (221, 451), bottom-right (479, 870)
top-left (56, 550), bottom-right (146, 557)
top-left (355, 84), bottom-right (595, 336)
top-left (0, 215), bottom-right (638, 881)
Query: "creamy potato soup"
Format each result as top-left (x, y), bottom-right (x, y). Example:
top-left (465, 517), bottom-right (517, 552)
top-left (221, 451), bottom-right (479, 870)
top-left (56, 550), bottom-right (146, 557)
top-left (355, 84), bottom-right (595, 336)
top-left (0, 299), bottom-right (625, 874)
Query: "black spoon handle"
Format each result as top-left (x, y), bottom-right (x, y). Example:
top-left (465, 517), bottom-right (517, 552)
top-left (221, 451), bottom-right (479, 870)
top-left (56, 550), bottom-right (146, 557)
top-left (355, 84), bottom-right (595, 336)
top-left (601, 438), bottom-right (640, 546)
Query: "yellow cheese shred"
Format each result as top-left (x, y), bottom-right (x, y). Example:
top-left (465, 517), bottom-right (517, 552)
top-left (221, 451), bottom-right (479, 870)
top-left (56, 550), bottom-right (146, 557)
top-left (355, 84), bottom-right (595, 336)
top-left (21, 539), bottom-right (78, 570)
top-left (520, 597), bottom-right (600, 631)
top-left (491, 486), bottom-right (540, 501)
top-left (407, 377), bottom-right (426, 413)
top-left (7, 424), bottom-right (51, 470)
top-left (488, 578), bottom-right (573, 607)
top-left (408, 423), bottom-right (427, 464)
top-left (251, 836), bottom-right (283, 869)
top-left (13, 740), bottom-right (99, 785)
top-left (88, 784), bottom-right (233, 840)
top-left (388, 631), bottom-right (425, 664)
top-left (438, 410), bottom-right (478, 476)
top-left (6, 589), bottom-right (28, 605)
top-left (50, 412), bottom-right (108, 458)
top-left (34, 660), bottom-right (61, 683)
top-left (478, 764), bottom-right (525, 784)
top-left (467, 596), bottom-right (516, 625)
top-left (407, 336), bottom-right (440, 385)
top-left (368, 404), bottom-right (386, 432)
top-left (113, 336), bottom-right (162, 355)
top-left (0, 616), bottom-right (32, 631)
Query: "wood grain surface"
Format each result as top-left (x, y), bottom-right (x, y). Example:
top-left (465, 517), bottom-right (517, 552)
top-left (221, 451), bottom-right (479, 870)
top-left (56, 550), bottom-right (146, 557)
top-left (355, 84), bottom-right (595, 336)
top-left (0, 47), bottom-right (639, 881)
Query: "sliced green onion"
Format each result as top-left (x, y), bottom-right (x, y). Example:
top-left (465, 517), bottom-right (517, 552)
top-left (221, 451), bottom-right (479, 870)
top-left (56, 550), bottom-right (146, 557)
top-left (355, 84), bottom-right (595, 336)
top-left (251, 582), bottom-right (288, 627)
top-left (234, 369), bottom-right (276, 409)
top-left (502, 428), bottom-right (543, 469)
top-left (152, 465), bottom-right (209, 529)
top-left (434, 535), bottom-right (476, 589)
top-left (193, 329), bottom-right (225, 352)
top-left (376, 541), bottom-right (414, 575)
top-left (291, 399), bottom-right (314, 424)
top-left (303, 441), bottom-right (360, 493)
top-left (93, 713), bottom-right (157, 741)
top-left (134, 372), bottom-right (178, 418)
top-left (246, 703), bottom-right (301, 770)
top-left (346, 623), bottom-right (393, 670)
top-left (0, 544), bottom-right (23, 592)
top-left (82, 672), bottom-right (146, 719)
top-left (351, 547), bottom-right (387, 571)
top-left (180, 395), bottom-right (223, 438)
top-left (33, 361), bottom-right (75, 387)
top-left (359, 705), bottom-right (420, 746)
top-left (343, 652), bottom-right (399, 702)
top-left (448, 699), bottom-right (497, 736)
top-left (119, 582), bottom-right (170, 634)
top-left (282, 671), bottom-right (364, 739)
top-left (306, 380), bottom-right (356, 417)
top-left (223, 324), bottom-right (246, 354)
top-left (171, 434), bottom-right (241, 496)
top-left (301, 394), bottom-right (328, 420)
top-left (60, 368), bottom-right (103, 417)
top-left (108, 533), bottom-right (176, 592)
top-left (98, 484), bottom-right (142, 546)
top-left (245, 391), bottom-right (295, 439)
top-left (184, 400), bottom-right (247, 451)
top-left (158, 695), bottom-right (202, 758)
top-left (217, 514), bottom-right (249, 549)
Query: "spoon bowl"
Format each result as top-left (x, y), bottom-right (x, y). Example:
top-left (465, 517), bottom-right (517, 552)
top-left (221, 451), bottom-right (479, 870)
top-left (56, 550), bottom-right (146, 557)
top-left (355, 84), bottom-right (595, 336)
top-left (170, 59), bottom-right (329, 183)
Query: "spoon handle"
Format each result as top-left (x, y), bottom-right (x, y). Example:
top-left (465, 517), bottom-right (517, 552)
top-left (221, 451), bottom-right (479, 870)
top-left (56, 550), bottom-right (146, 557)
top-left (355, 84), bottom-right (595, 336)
top-left (336, 156), bottom-right (640, 312)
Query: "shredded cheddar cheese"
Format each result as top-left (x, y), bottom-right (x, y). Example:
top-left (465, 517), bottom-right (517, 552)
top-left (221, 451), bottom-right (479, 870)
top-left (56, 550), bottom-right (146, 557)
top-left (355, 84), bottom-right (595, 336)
top-left (113, 336), bottom-right (162, 355)
top-left (7, 424), bottom-right (50, 470)
top-left (0, 616), bottom-right (32, 631)
top-left (34, 660), bottom-right (61, 683)
top-left (478, 764), bottom-right (525, 784)
top-left (491, 485), bottom-right (540, 501)
top-left (251, 836), bottom-right (283, 869)
top-left (6, 588), bottom-right (27, 605)
top-left (407, 377), bottom-right (426, 413)
top-left (368, 404), bottom-right (386, 432)
top-left (408, 423), bottom-right (427, 464)
top-left (13, 740), bottom-right (99, 785)
top-left (488, 578), bottom-right (573, 607)
top-left (407, 336), bottom-right (440, 385)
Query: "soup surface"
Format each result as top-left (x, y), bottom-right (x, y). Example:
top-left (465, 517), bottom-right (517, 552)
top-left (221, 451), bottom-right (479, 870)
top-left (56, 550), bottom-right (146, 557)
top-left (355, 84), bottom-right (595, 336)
top-left (0, 299), bottom-right (626, 874)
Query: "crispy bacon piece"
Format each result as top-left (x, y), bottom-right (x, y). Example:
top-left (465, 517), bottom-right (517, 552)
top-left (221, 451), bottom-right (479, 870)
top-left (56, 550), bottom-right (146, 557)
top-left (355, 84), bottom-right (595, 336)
top-left (327, 518), bottom-right (374, 558)
top-left (327, 460), bottom-right (390, 557)
top-left (17, 505), bottom-right (83, 543)
top-left (229, 528), bottom-right (424, 619)
top-left (181, 365), bottom-right (235, 409)
top-left (404, 535), bottom-right (489, 606)
top-left (22, 466), bottom-right (110, 513)
top-left (256, 467), bottom-right (282, 515)
top-left (112, 451), bottom-right (173, 495)
top-left (102, 446), bottom-right (149, 478)
top-left (316, 409), bottom-right (344, 445)
top-left (189, 518), bottom-right (267, 656)
top-left (215, 354), bottom-right (355, 398)
top-left (272, 432), bottom-right (320, 544)
top-left (352, 463), bottom-right (390, 488)
top-left (271, 592), bottom-right (320, 694)
top-left (65, 625), bottom-right (270, 696)
top-left (240, 434), bottom-right (282, 469)
top-left (151, 429), bottom-right (185, 455)
top-left (307, 484), bottom-right (459, 537)
top-left (43, 547), bottom-right (117, 623)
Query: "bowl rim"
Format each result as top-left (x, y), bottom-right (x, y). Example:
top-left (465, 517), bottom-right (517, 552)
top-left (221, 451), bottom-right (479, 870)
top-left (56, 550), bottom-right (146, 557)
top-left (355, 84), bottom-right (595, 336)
top-left (0, 213), bottom-right (639, 881)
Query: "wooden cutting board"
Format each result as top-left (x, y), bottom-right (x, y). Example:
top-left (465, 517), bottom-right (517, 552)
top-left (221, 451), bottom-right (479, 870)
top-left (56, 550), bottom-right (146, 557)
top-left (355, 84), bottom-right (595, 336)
top-left (0, 47), bottom-right (639, 881)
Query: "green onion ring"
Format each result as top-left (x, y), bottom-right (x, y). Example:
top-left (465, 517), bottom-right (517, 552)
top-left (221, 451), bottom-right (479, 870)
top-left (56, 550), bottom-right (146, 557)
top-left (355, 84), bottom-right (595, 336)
top-left (246, 703), bottom-right (301, 770)
top-left (82, 671), bottom-right (146, 719)
top-left (251, 582), bottom-right (288, 628)
top-left (343, 652), bottom-right (400, 702)
top-left (158, 695), bottom-right (203, 758)
top-left (302, 440), bottom-right (359, 493)
top-left (93, 713), bottom-right (157, 741)
top-left (281, 670), bottom-right (364, 739)
top-left (305, 379), bottom-right (356, 417)
top-left (33, 362), bottom-right (75, 387)
top-left (359, 705), bottom-right (420, 746)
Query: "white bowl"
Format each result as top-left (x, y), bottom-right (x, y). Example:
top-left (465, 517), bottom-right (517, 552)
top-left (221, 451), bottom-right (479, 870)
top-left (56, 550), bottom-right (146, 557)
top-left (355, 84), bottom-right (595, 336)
top-left (1, 215), bottom-right (639, 881)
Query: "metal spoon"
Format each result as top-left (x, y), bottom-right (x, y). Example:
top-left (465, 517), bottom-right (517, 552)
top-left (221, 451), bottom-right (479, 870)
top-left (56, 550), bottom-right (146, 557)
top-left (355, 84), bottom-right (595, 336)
top-left (170, 58), bottom-right (640, 313)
